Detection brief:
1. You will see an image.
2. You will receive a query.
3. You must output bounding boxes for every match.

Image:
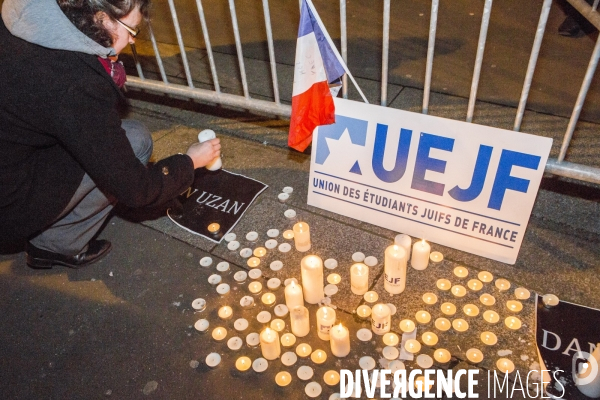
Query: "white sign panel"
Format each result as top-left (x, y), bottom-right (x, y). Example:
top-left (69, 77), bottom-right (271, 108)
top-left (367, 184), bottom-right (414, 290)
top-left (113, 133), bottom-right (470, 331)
top-left (308, 98), bottom-right (552, 264)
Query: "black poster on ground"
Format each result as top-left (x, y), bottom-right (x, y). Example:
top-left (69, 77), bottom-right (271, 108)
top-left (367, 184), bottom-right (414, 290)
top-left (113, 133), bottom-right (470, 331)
top-left (536, 295), bottom-right (600, 399)
top-left (167, 168), bottom-right (268, 243)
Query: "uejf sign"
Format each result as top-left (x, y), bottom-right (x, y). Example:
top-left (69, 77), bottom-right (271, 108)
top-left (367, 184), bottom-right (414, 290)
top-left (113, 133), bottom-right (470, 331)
top-left (308, 98), bottom-right (552, 264)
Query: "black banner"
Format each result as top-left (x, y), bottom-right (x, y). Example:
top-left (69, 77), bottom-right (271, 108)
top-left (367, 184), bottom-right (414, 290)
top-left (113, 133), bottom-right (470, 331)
top-left (167, 169), bottom-right (267, 242)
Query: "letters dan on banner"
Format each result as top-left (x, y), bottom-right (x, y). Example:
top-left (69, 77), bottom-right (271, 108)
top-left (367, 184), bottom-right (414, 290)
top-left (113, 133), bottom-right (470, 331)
top-left (308, 98), bottom-right (552, 264)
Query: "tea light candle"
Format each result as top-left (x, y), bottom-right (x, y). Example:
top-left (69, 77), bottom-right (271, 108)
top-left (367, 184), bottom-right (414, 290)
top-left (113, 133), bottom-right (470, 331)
top-left (212, 327), bottom-right (227, 341)
top-left (384, 244), bottom-right (407, 294)
top-left (270, 261), bottom-right (283, 272)
top-left (281, 352), bottom-right (297, 366)
top-left (352, 252), bottom-right (366, 262)
top-left (478, 271), bottom-right (494, 283)
top-left (504, 316), bottom-right (522, 330)
top-left (316, 306), bottom-right (336, 340)
top-left (261, 292), bottom-right (276, 306)
top-left (247, 257), bottom-right (261, 268)
top-left (411, 239), bottom-right (431, 270)
top-left (383, 332), bottom-right (400, 346)
top-left (216, 261), bottom-right (230, 273)
top-left (275, 371), bottom-right (292, 387)
top-left (234, 318), bottom-right (249, 331)
top-left (246, 332), bottom-right (260, 347)
top-left (267, 278), bottom-right (281, 291)
top-left (395, 233), bottom-right (412, 258)
top-left (246, 231), bottom-right (258, 242)
top-left (240, 296), bottom-right (254, 308)
top-left (293, 222), bottom-right (311, 252)
top-left (208, 274), bottom-right (222, 285)
top-left (218, 306), bottom-right (233, 320)
top-left (506, 300), bottom-right (523, 313)
top-left (227, 336), bottom-right (243, 350)
top-left (310, 349), bottom-right (327, 364)
top-left (227, 240), bottom-right (240, 251)
top-left (483, 310), bottom-right (500, 324)
top-left (463, 304), bottom-right (480, 317)
top-left (301, 255), bottom-right (324, 304)
top-left (495, 279), bottom-right (511, 292)
top-left (422, 292), bottom-right (438, 305)
top-left (297, 365), bottom-right (314, 381)
top-left (194, 319), bottom-right (209, 332)
top-left (252, 357), bottom-right (268, 373)
top-left (542, 294), bottom-right (559, 308)
top-left (192, 298), bottom-right (207, 311)
top-left (480, 331), bottom-right (498, 345)
top-left (249, 281), bottom-right (263, 294)
top-left (452, 318), bottom-right (469, 332)
top-left (480, 293), bottom-right (496, 306)
top-left (350, 263), bottom-right (370, 295)
top-left (324, 370), bottom-right (340, 386)
top-left (387, 303), bottom-right (397, 315)
top-left (296, 343), bottom-right (312, 357)
top-left (383, 346), bottom-right (400, 360)
top-left (415, 310), bottom-right (432, 324)
top-left (257, 311), bottom-right (272, 323)
top-left (253, 247), bottom-right (267, 257)
top-left (270, 319), bottom-right (285, 332)
top-left (435, 318), bottom-right (451, 331)
top-left (417, 354), bottom-right (434, 369)
top-left (216, 283), bottom-right (230, 295)
top-left (327, 273), bottom-right (342, 285)
top-left (260, 327), bottom-right (281, 360)
top-left (324, 284), bottom-right (338, 297)
top-left (429, 251), bottom-right (444, 263)
top-left (205, 352), bottom-right (221, 368)
top-left (434, 349), bottom-right (451, 364)
top-left (371, 303), bottom-right (391, 335)
top-left (451, 285), bottom-right (467, 297)
top-left (399, 319), bottom-right (416, 333)
top-left (239, 248), bottom-right (253, 258)
top-left (200, 256), bottom-right (214, 267)
top-left (235, 356), bottom-right (251, 371)
top-left (281, 333), bottom-right (296, 347)
top-left (265, 239), bottom-right (278, 249)
top-left (359, 357), bottom-right (376, 372)
top-left (278, 192), bottom-right (289, 202)
top-left (364, 291), bottom-right (379, 303)
top-left (436, 279), bottom-right (451, 291)
top-left (357, 328), bottom-right (373, 342)
top-left (278, 242), bottom-right (291, 253)
top-left (248, 269), bottom-right (262, 280)
top-left (466, 348), bottom-right (484, 363)
top-left (284, 281), bottom-right (304, 310)
top-left (468, 279), bottom-right (483, 291)
top-left (454, 266), bottom-right (469, 278)
top-left (441, 302), bottom-right (457, 316)
top-left (283, 230), bottom-right (294, 239)
top-left (496, 358), bottom-right (515, 373)
top-left (389, 360), bottom-right (406, 373)
top-left (364, 256), bottom-right (378, 267)
top-left (405, 339), bottom-right (422, 354)
top-left (421, 331), bottom-right (439, 346)
top-left (356, 305), bottom-right (372, 319)
top-left (234, 271), bottom-right (247, 283)
top-left (224, 232), bottom-right (236, 242)
top-left (267, 228), bottom-right (279, 238)
top-left (290, 306), bottom-right (310, 337)
top-left (514, 287), bottom-right (531, 300)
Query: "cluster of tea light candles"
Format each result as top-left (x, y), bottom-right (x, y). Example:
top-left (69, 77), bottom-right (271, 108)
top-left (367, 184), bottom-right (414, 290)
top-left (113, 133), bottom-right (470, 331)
top-left (201, 218), bottom-right (528, 392)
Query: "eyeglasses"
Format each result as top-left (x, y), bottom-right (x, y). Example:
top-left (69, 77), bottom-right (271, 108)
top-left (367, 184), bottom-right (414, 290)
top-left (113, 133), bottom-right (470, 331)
top-left (116, 19), bottom-right (140, 38)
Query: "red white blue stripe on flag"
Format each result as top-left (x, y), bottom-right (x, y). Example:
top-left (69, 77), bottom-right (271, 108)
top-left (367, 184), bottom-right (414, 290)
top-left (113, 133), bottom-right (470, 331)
top-left (288, 0), bottom-right (346, 152)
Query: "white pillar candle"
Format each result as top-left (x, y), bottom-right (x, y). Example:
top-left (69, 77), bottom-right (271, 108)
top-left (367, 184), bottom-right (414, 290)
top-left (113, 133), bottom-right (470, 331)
top-left (260, 327), bottom-right (281, 360)
top-left (293, 222), bottom-right (311, 252)
top-left (284, 280), bottom-right (304, 310)
top-left (350, 263), bottom-right (369, 295)
top-left (290, 306), bottom-right (310, 337)
top-left (384, 245), bottom-right (407, 294)
top-left (371, 303), bottom-right (391, 335)
top-left (316, 306), bottom-right (336, 340)
top-left (330, 323), bottom-right (350, 357)
top-left (411, 239), bottom-right (431, 270)
top-left (394, 233), bottom-right (412, 259)
top-left (301, 255), bottom-right (324, 304)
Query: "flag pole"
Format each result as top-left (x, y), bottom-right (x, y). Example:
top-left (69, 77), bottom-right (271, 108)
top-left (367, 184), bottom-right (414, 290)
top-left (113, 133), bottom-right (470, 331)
top-left (304, 0), bottom-right (369, 104)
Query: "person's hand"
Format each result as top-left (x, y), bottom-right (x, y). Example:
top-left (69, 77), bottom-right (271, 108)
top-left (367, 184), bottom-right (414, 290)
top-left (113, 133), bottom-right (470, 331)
top-left (186, 138), bottom-right (221, 169)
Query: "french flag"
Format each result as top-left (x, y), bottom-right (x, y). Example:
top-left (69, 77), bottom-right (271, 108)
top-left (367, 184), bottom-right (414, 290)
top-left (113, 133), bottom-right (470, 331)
top-left (288, 0), bottom-right (346, 152)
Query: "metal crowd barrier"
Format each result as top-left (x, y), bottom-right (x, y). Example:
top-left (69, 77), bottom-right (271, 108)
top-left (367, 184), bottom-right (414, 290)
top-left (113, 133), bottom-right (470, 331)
top-left (125, 0), bottom-right (600, 185)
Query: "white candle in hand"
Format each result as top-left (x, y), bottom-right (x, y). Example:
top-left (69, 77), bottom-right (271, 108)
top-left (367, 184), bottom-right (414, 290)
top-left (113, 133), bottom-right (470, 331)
top-left (290, 306), bottom-right (310, 337)
top-left (411, 239), bottom-right (431, 270)
top-left (350, 263), bottom-right (369, 295)
top-left (293, 222), bottom-right (311, 252)
top-left (330, 323), bottom-right (350, 357)
top-left (371, 303), bottom-right (391, 335)
top-left (316, 306), bottom-right (336, 340)
top-left (301, 255), bottom-right (324, 304)
top-left (384, 244), bottom-right (407, 294)
top-left (284, 281), bottom-right (304, 310)
top-left (260, 327), bottom-right (280, 360)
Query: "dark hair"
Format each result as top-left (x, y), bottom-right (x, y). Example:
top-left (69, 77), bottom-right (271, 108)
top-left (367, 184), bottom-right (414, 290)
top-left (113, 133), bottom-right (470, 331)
top-left (57, 0), bottom-right (150, 47)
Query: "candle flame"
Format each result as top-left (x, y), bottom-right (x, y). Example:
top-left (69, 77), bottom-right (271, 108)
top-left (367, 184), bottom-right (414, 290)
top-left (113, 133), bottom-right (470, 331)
top-left (421, 238), bottom-right (426, 245)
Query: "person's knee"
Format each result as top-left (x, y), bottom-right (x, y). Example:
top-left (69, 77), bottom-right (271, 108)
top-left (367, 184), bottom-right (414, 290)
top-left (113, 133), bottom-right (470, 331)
top-left (122, 119), bottom-right (153, 166)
